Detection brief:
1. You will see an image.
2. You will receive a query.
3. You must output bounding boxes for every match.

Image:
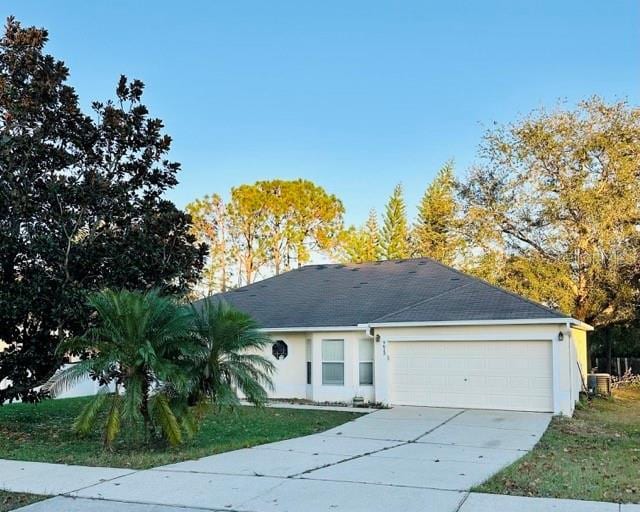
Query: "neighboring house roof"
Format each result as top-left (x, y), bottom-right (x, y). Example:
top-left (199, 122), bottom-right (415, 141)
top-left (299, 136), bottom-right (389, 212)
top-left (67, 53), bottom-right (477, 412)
top-left (201, 258), bottom-right (581, 329)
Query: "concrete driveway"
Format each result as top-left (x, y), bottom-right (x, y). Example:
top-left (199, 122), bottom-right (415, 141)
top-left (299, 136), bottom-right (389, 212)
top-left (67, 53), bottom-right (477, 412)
top-left (18, 406), bottom-right (551, 512)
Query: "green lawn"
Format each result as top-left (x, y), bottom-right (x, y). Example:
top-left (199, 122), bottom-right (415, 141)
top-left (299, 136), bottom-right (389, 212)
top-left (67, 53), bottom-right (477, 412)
top-left (476, 387), bottom-right (640, 503)
top-left (0, 491), bottom-right (44, 512)
top-left (0, 396), bottom-right (361, 469)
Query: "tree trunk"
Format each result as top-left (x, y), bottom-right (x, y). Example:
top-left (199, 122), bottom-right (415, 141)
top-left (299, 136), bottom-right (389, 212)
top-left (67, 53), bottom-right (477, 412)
top-left (605, 326), bottom-right (613, 375)
top-left (140, 374), bottom-right (151, 439)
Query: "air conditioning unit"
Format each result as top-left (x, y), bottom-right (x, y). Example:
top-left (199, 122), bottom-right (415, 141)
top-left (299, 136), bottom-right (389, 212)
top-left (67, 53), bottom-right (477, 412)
top-left (587, 373), bottom-right (611, 397)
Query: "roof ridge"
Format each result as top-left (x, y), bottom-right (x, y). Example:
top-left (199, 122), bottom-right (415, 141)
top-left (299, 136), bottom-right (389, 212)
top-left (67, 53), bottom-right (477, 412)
top-left (298, 256), bottom-right (446, 270)
top-left (219, 266), bottom-right (298, 295)
top-left (370, 282), bottom-right (473, 323)
top-left (297, 258), bottom-right (417, 270)
top-left (415, 256), bottom-right (565, 317)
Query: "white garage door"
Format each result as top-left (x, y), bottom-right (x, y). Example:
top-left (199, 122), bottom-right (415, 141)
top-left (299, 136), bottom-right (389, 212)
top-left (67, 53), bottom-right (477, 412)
top-left (390, 340), bottom-right (553, 412)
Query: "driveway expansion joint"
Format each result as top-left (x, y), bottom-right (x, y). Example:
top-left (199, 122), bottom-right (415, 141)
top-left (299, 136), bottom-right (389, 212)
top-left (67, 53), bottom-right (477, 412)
top-left (411, 409), bottom-right (467, 443)
top-left (453, 492), bottom-right (471, 512)
top-left (413, 440), bottom-right (527, 452)
top-left (294, 408), bottom-right (468, 479)
top-left (56, 495), bottom-right (255, 512)
top-left (295, 474), bottom-right (469, 492)
top-left (236, 479), bottom-right (288, 511)
top-left (64, 470), bottom-right (138, 496)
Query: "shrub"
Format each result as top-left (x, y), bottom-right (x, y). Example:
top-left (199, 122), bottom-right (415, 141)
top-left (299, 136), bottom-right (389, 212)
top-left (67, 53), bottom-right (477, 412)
top-left (45, 289), bottom-right (197, 447)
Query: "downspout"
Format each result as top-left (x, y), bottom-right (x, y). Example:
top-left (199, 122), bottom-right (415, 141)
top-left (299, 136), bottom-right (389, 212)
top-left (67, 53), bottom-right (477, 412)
top-left (566, 321), bottom-right (574, 409)
top-left (366, 324), bottom-right (382, 404)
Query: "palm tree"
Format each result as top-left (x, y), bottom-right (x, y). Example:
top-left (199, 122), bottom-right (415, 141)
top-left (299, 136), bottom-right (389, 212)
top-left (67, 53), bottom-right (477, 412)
top-left (45, 289), bottom-right (195, 448)
top-left (188, 299), bottom-right (275, 407)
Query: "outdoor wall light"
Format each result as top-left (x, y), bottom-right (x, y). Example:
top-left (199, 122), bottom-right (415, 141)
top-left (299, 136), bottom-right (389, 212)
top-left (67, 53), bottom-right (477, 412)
top-left (558, 331), bottom-right (564, 341)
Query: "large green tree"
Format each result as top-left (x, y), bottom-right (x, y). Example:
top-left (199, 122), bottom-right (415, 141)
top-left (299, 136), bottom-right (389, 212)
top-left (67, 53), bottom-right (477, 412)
top-left (195, 179), bottom-right (344, 287)
top-left (285, 179), bottom-right (345, 268)
top-left (186, 194), bottom-right (231, 296)
top-left (225, 184), bottom-right (268, 286)
top-left (241, 179), bottom-right (344, 275)
top-left (413, 161), bottom-right (463, 264)
top-left (381, 184), bottom-right (410, 260)
top-left (0, 18), bottom-right (205, 403)
top-left (460, 98), bottom-right (640, 326)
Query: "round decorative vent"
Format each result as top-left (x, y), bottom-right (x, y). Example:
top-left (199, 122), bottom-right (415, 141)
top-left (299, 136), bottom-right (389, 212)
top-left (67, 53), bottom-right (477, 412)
top-left (272, 340), bottom-right (288, 360)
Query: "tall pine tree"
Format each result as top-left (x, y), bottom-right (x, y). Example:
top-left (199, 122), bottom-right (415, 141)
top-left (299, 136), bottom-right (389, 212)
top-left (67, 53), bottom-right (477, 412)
top-left (381, 184), bottom-right (410, 260)
top-left (362, 209), bottom-right (381, 261)
top-left (413, 161), bottom-right (462, 264)
top-left (340, 209), bottom-right (381, 263)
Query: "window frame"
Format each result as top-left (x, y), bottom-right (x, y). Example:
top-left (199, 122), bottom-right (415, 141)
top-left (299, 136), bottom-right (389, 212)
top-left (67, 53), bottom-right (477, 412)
top-left (321, 339), bottom-right (345, 386)
top-left (358, 338), bottom-right (374, 386)
top-left (305, 339), bottom-right (312, 385)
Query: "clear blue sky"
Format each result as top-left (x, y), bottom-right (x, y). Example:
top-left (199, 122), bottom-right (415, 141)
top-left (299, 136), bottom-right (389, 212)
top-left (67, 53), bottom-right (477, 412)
top-left (5, 1), bottom-right (639, 225)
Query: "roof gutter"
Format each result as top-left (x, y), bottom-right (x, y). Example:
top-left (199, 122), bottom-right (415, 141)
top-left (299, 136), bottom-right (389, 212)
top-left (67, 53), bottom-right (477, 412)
top-left (257, 318), bottom-right (594, 334)
top-left (361, 318), bottom-right (594, 331)
top-left (260, 326), bottom-right (367, 333)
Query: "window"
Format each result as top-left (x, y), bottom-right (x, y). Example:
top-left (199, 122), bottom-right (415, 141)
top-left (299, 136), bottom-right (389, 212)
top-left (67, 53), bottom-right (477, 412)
top-left (359, 339), bottom-right (374, 385)
top-left (322, 339), bottom-right (344, 385)
top-left (272, 340), bottom-right (288, 360)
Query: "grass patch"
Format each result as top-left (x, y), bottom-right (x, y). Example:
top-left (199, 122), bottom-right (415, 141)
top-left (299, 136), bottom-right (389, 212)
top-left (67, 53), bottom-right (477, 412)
top-left (0, 396), bottom-right (361, 469)
top-left (0, 491), bottom-right (44, 512)
top-left (476, 387), bottom-right (640, 503)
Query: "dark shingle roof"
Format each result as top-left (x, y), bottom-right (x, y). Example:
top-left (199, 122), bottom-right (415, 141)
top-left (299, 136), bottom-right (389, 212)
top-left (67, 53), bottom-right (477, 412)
top-left (201, 258), bottom-right (565, 328)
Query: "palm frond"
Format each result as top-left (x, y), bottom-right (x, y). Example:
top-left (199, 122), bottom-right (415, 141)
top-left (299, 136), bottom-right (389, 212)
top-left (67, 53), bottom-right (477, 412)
top-left (122, 375), bottom-right (144, 425)
top-left (188, 299), bottom-right (275, 408)
top-left (104, 394), bottom-right (122, 448)
top-left (43, 360), bottom-right (99, 397)
top-left (73, 386), bottom-right (109, 435)
top-left (179, 408), bottom-right (199, 439)
top-left (213, 382), bottom-right (242, 408)
top-left (150, 393), bottom-right (183, 446)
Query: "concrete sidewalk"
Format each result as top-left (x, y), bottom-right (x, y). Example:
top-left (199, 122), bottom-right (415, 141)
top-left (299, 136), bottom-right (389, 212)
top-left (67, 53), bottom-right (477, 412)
top-left (14, 492), bottom-right (638, 512)
top-left (460, 493), bottom-right (639, 511)
top-left (4, 406), bottom-right (635, 511)
top-left (0, 459), bottom-right (135, 496)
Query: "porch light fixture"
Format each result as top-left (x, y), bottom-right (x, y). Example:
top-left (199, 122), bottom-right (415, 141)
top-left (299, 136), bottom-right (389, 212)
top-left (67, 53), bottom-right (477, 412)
top-left (558, 332), bottom-right (564, 341)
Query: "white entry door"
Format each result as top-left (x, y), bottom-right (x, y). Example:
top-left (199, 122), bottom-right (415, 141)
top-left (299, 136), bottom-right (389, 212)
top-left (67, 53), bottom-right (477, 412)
top-left (389, 340), bottom-right (553, 412)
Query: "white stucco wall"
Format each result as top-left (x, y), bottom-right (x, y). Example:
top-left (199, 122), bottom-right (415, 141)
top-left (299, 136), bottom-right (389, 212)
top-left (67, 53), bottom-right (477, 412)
top-left (6, 322), bottom-right (587, 414)
top-left (309, 330), bottom-right (375, 403)
top-left (262, 322), bottom-right (588, 415)
top-left (260, 333), bottom-right (309, 399)
top-left (259, 330), bottom-right (374, 403)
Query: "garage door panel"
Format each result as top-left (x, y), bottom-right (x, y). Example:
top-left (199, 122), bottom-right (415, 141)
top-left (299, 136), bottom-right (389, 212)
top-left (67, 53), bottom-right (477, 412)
top-left (486, 358), bottom-right (509, 372)
top-left (466, 359), bottom-right (486, 371)
top-left (485, 375), bottom-right (507, 390)
top-left (408, 358), bottom-right (427, 371)
top-left (425, 358), bottom-right (442, 370)
top-left (390, 340), bottom-right (553, 412)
